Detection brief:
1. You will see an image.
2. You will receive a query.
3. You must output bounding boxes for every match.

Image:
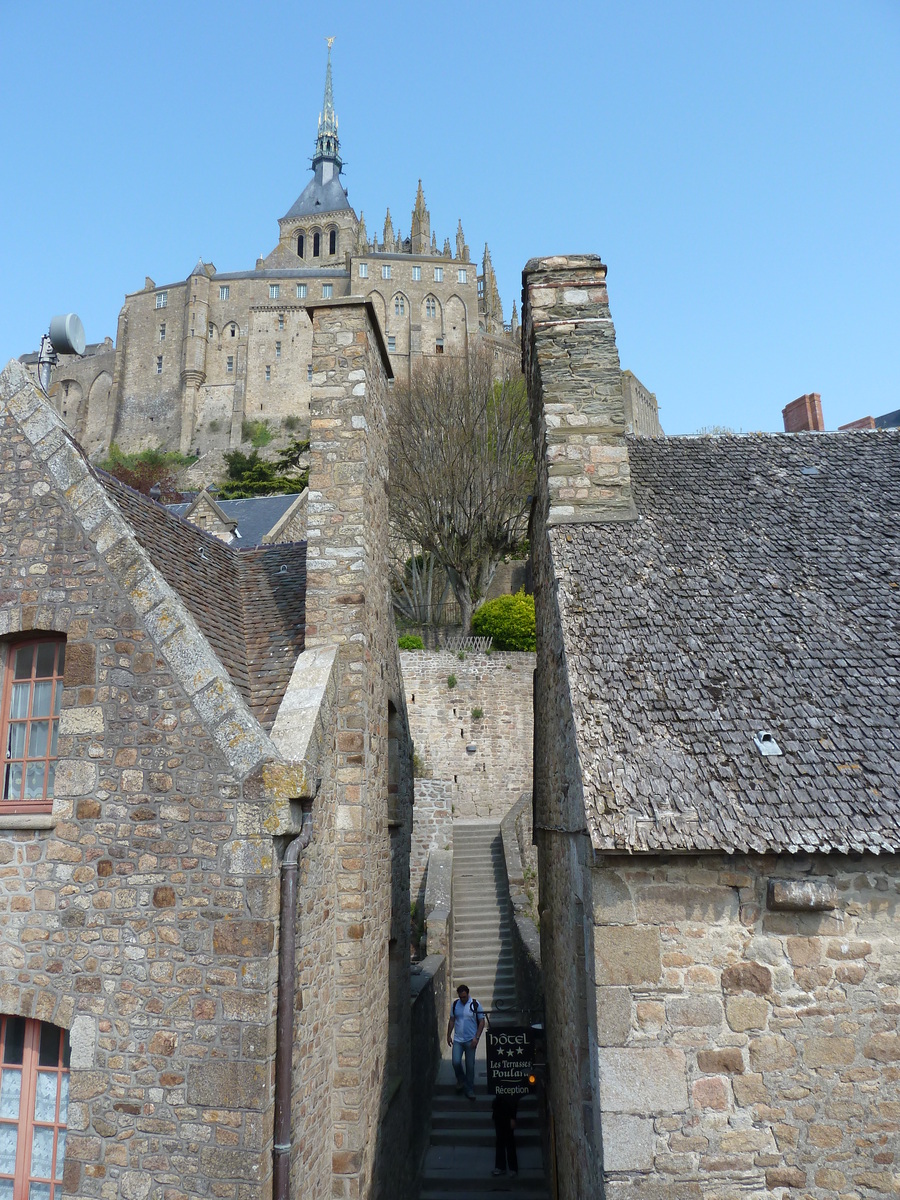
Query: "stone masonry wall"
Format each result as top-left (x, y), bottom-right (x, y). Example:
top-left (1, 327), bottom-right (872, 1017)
top-left (304, 299), bottom-right (414, 1200)
top-left (401, 650), bottom-right (534, 820)
top-left (410, 779), bottom-right (454, 912)
top-left (592, 853), bottom-right (900, 1200)
top-left (0, 361), bottom-right (318, 1200)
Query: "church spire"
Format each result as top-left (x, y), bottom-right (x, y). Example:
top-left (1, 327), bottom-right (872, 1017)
top-left (313, 37), bottom-right (342, 173)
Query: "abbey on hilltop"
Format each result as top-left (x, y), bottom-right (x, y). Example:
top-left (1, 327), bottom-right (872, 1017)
top-left (26, 42), bottom-right (516, 459)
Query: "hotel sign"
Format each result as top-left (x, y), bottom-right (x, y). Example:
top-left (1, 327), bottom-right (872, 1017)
top-left (486, 1026), bottom-right (536, 1097)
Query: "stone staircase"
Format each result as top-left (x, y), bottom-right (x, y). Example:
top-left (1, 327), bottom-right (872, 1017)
top-left (416, 822), bottom-right (549, 1199)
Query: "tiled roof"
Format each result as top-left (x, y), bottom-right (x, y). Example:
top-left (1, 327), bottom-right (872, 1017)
top-left (100, 473), bottom-right (306, 730)
top-left (553, 431), bottom-right (900, 855)
top-left (167, 494), bottom-right (302, 547)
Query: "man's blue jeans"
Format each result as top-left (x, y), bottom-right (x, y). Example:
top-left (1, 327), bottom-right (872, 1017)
top-left (452, 1037), bottom-right (476, 1097)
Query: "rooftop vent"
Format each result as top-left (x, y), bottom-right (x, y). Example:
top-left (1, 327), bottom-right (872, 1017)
top-left (753, 730), bottom-right (782, 757)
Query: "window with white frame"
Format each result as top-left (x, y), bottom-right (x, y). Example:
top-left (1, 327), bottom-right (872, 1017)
top-left (434, 267), bottom-right (443, 282)
top-left (359, 263), bottom-right (368, 278)
top-left (394, 295), bottom-right (405, 316)
top-left (307, 364), bottom-right (313, 382)
top-left (322, 283), bottom-right (333, 298)
top-left (226, 356), bottom-right (234, 373)
top-left (156, 356), bottom-right (163, 374)
top-left (278, 314), bottom-right (284, 331)
top-left (411, 266), bottom-right (421, 281)
top-left (425, 297), bottom-right (436, 318)
top-left (382, 265), bottom-right (391, 280)
top-left (296, 284), bottom-right (307, 299)
top-left (158, 324), bottom-right (166, 342)
top-left (275, 342), bottom-right (281, 359)
top-left (0, 1015), bottom-right (71, 1198)
top-left (219, 285), bottom-right (230, 300)
top-left (269, 284), bottom-right (280, 300)
top-left (155, 291), bottom-right (167, 309)
top-left (265, 366), bottom-right (271, 382)
top-left (387, 336), bottom-right (396, 352)
top-left (208, 323), bottom-right (214, 339)
top-left (458, 269), bottom-right (467, 284)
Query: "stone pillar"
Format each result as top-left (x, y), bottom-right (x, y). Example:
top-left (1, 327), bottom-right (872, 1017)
top-left (522, 254), bottom-right (636, 525)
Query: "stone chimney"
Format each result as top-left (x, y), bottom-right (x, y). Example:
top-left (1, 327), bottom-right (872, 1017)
top-left (522, 254), bottom-right (636, 525)
top-left (782, 393), bottom-right (824, 432)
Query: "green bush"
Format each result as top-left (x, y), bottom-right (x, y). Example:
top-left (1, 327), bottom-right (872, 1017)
top-left (447, 674), bottom-right (457, 689)
top-left (472, 589), bottom-right (536, 651)
top-left (398, 634), bottom-right (425, 650)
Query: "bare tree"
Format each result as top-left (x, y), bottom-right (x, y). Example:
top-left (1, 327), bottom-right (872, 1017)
top-left (388, 347), bottom-right (533, 633)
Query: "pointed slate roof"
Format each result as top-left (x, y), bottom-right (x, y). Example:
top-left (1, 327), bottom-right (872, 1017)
top-left (282, 41), bottom-right (352, 220)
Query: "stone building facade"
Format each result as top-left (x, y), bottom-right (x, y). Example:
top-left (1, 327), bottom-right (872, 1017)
top-left (523, 255), bottom-right (900, 1199)
top-left (27, 45), bottom-right (517, 462)
top-left (0, 293), bottom-right (415, 1200)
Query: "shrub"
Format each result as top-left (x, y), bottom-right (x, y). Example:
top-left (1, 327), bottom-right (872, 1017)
top-left (447, 674), bottom-right (457, 689)
top-left (241, 418), bottom-right (274, 448)
top-left (398, 634), bottom-right (425, 650)
top-left (283, 414), bottom-right (301, 431)
top-left (471, 707), bottom-right (484, 720)
top-left (471, 589), bottom-right (536, 651)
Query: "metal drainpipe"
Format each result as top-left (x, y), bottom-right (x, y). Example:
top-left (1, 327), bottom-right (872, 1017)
top-left (273, 805), bottom-right (314, 1200)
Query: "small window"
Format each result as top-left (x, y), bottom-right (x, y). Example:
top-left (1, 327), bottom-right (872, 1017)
top-left (458, 269), bottom-right (467, 284)
top-left (297, 233), bottom-right (305, 258)
top-left (156, 356), bottom-right (163, 374)
top-left (269, 284), bottom-right (280, 300)
top-left (387, 336), bottom-right (396, 352)
top-left (219, 285), bottom-right (230, 300)
top-left (425, 297), bottom-right (436, 318)
top-left (230, 324), bottom-right (237, 337)
top-left (329, 230), bottom-right (337, 255)
top-left (158, 324), bottom-right (166, 342)
top-left (226, 356), bottom-right (234, 373)
top-left (322, 283), bottom-right (333, 298)
top-left (382, 265), bottom-right (392, 280)
top-left (155, 291), bottom-right (167, 309)
top-left (434, 268), bottom-right (443, 282)
top-left (307, 364), bottom-right (313, 382)
top-left (275, 341), bottom-right (281, 358)
top-left (313, 232), bottom-right (321, 257)
top-left (278, 314), bottom-right (284, 331)
top-left (2, 638), bottom-right (65, 811)
top-left (411, 266), bottom-right (421, 281)
top-left (296, 284), bottom-right (307, 299)
top-left (359, 263), bottom-right (368, 278)
top-left (394, 295), bottom-right (405, 316)
top-left (208, 322), bottom-right (214, 339)
top-left (265, 366), bottom-right (271, 382)
top-left (0, 1016), bottom-right (71, 1195)
top-left (435, 339), bottom-right (444, 354)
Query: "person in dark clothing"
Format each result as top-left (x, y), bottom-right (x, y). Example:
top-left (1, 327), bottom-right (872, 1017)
top-left (491, 1093), bottom-right (519, 1176)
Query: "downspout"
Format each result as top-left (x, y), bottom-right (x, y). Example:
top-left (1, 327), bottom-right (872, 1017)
top-left (274, 804), bottom-right (314, 1200)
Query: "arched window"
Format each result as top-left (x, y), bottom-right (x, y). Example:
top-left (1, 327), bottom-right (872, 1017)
top-left (313, 232), bottom-right (321, 257)
top-left (394, 295), bottom-right (405, 317)
top-left (297, 233), bottom-right (305, 258)
top-left (425, 297), bottom-right (436, 318)
top-left (329, 229), bottom-right (337, 255)
top-left (1, 637), bottom-right (65, 812)
top-left (0, 1016), bottom-right (70, 1197)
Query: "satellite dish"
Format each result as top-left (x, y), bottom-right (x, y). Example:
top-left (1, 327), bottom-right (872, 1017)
top-left (48, 313), bottom-right (86, 357)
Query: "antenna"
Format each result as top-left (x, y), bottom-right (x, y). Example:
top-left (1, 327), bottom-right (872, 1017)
top-left (37, 313), bottom-right (86, 395)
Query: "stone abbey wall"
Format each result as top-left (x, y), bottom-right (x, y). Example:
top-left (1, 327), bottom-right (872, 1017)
top-left (401, 650), bottom-right (534, 821)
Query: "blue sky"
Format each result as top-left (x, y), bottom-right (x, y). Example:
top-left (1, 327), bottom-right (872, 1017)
top-left (1, 1), bottom-right (897, 433)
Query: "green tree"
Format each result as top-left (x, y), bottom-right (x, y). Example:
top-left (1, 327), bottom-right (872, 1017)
top-left (471, 590), bottom-right (536, 651)
top-left (388, 347), bottom-right (533, 633)
top-left (216, 442), bottom-right (309, 499)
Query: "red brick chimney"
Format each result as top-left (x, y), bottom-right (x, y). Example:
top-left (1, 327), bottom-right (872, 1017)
top-left (838, 416), bottom-right (876, 431)
top-left (782, 393), bottom-right (824, 432)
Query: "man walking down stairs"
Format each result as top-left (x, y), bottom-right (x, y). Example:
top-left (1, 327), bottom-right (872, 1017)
top-left (416, 822), bottom-right (549, 1199)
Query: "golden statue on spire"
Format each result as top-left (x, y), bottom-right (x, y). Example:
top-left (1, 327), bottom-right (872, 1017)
top-left (326, 36), bottom-right (335, 49)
